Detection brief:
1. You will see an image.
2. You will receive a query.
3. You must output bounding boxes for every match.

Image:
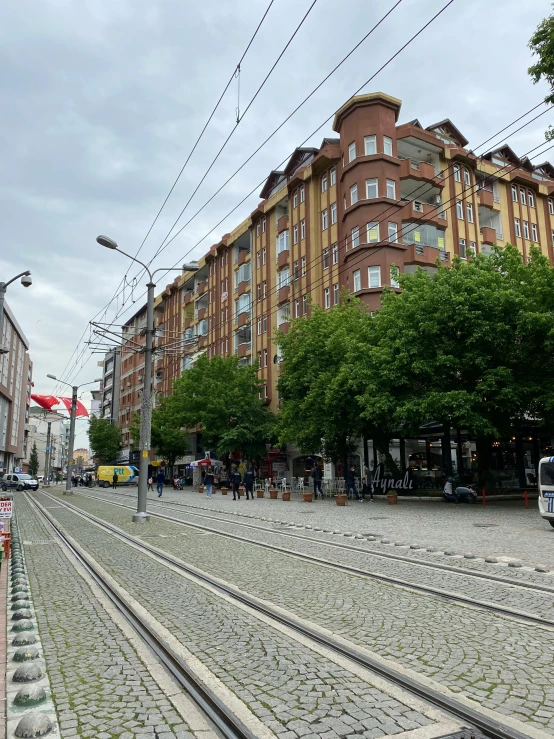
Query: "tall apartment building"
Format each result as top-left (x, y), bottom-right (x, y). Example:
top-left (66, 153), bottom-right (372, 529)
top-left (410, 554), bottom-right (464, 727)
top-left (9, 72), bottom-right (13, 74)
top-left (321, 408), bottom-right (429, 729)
top-left (118, 304), bottom-right (147, 461)
top-left (118, 91), bottom-right (554, 469)
top-left (0, 302), bottom-right (32, 474)
top-left (99, 349), bottom-right (121, 423)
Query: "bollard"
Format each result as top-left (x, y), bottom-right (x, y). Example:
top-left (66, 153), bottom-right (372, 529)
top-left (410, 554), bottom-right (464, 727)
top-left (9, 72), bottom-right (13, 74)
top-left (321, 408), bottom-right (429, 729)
top-left (482, 488), bottom-right (486, 506)
top-left (524, 490), bottom-right (529, 508)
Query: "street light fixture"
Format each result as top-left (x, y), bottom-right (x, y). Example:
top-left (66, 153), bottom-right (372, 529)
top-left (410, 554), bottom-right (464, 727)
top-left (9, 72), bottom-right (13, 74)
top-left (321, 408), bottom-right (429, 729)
top-left (46, 374), bottom-right (101, 494)
top-left (0, 271), bottom-right (32, 353)
top-left (96, 234), bottom-right (200, 522)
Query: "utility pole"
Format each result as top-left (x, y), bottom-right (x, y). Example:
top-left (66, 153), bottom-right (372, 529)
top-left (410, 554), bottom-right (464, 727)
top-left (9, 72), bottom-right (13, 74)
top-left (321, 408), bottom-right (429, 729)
top-left (44, 421), bottom-right (51, 487)
top-left (65, 386), bottom-right (77, 494)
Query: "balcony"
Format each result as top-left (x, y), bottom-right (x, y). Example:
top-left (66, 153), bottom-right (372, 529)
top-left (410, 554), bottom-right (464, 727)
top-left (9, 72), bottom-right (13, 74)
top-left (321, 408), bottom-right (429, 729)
top-left (401, 199), bottom-right (447, 228)
top-left (405, 243), bottom-right (450, 267)
top-left (278, 285), bottom-right (290, 304)
top-left (278, 321), bottom-right (290, 334)
top-left (478, 189), bottom-right (500, 210)
top-left (184, 317), bottom-right (192, 329)
top-left (183, 291), bottom-right (193, 306)
top-left (277, 249), bottom-right (290, 269)
top-left (196, 307), bottom-right (207, 321)
top-left (399, 158), bottom-right (444, 188)
top-left (480, 226), bottom-right (498, 245)
top-left (237, 310), bottom-right (251, 328)
top-left (196, 281), bottom-right (207, 296)
top-left (198, 336), bottom-right (207, 349)
top-left (277, 214), bottom-right (289, 234)
top-left (237, 342), bottom-right (252, 358)
top-left (236, 280), bottom-right (251, 297)
top-left (236, 249), bottom-right (250, 267)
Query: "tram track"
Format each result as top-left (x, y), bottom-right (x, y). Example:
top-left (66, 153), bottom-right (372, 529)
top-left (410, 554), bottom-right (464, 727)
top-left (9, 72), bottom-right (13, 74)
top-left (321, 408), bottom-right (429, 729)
top-left (24, 492), bottom-right (260, 739)
top-left (31, 489), bottom-right (546, 739)
top-left (77, 487), bottom-right (554, 596)
top-left (60, 488), bottom-right (554, 628)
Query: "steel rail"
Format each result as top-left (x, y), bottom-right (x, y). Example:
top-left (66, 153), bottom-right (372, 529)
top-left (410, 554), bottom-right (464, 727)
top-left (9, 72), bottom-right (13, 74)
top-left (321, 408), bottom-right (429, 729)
top-left (25, 493), bottom-right (259, 739)
top-left (33, 491), bottom-right (538, 739)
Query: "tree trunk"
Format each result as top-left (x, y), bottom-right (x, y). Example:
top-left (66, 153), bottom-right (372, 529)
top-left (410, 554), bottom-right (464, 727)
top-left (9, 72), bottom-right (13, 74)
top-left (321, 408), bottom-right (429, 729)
top-left (475, 435), bottom-right (494, 491)
top-left (373, 433), bottom-right (401, 478)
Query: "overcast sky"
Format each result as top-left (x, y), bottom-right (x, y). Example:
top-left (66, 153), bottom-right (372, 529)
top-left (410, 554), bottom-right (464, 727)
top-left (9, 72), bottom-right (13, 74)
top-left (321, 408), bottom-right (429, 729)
top-left (2, 0), bottom-right (553, 449)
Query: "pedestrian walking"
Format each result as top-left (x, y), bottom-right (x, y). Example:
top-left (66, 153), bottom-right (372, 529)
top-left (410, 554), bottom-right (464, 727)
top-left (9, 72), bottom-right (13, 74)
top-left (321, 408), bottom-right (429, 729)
top-left (112, 472), bottom-right (118, 489)
top-left (346, 465), bottom-right (361, 501)
top-left (204, 468), bottom-right (214, 498)
top-left (243, 468), bottom-right (255, 500)
top-left (231, 468), bottom-right (242, 500)
top-left (363, 464), bottom-right (374, 502)
top-left (147, 476), bottom-right (153, 491)
top-left (311, 464), bottom-right (323, 499)
top-left (156, 470), bottom-right (165, 497)
top-left (71, 474), bottom-right (77, 488)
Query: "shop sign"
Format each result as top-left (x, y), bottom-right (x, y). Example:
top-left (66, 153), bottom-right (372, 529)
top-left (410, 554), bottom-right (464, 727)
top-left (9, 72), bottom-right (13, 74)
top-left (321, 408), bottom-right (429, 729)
top-left (372, 465), bottom-right (413, 491)
top-left (272, 462), bottom-right (286, 473)
top-left (0, 497), bottom-right (13, 518)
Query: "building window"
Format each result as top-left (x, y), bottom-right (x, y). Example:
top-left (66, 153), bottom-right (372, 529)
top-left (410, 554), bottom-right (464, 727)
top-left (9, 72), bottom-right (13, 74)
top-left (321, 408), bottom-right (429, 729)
top-left (293, 260), bottom-right (299, 279)
top-left (390, 267), bottom-right (399, 288)
top-left (263, 314), bottom-right (267, 332)
top-left (350, 184), bottom-right (358, 205)
top-left (388, 222), bottom-right (398, 242)
top-left (323, 248), bottom-right (329, 269)
top-left (301, 256), bottom-right (306, 276)
top-left (324, 288), bottom-right (330, 309)
top-left (300, 184), bottom-right (305, 203)
top-left (301, 219), bottom-right (306, 239)
top-left (331, 202), bottom-right (337, 224)
top-left (348, 141), bottom-right (356, 162)
top-left (330, 167), bottom-right (336, 186)
top-left (383, 136), bottom-right (393, 157)
top-left (549, 199), bottom-right (554, 215)
top-left (293, 190), bottom-right (298, 208)
top-left (322, 209), bottom-right (328, 230)
top-left (256, 222), bottom-right (261, 236)
top-left (532, 223), bottom-right (538, 242)
top-left (294, 299), bottom-right (299, 318)
top-left (353, 269), bottom-right (361, 292)
top-left (463, 167), bottom-right (471, 185)
top-left (332, 243), bottom-right (338, 264)
top-left (529, 191), bottom-right (535, 208)
top-left (456, 200), bottom-right (463, 219)
top-left (366, 178), bottom-right (378, 199)
top-left (257, 317), bottom-right (262, 335)
top-left (352, 226), bottom-right (360, 248)
top-left (467, 202), bottom-right (474, 223)
top-left (453, 164), bottom-right (460, 182)
top-left (262, 216), bottom-right (266, 232)
top-left (257, 283), bottom-right (261, 300)
top-left (333, 283), bottom-right (339, 305)
top-left (511, 185), bottom-right (518, 202)
top-left (386, 179), bottom-right (396, 200)
top-left (470, 241), bottom-right (476, 254)
top-left (514, 218), bottom-right (521, 237)
top-left (256, 251), bottom-right (261, 268)
top-left (263, 280), bottom-right (267, 297)
top-left (523, 220), bottom-right (530, 239)
top-left (257, 351), bottom-right (261, 367)
top-left (459, 238), bottom-right (467, 259)
top-left (367, 222), bottom-right (379, 242)
top-left (321, 173), bottom-right (327, 193)
top-left (263, 349), bottom-right (268, 367)
top-left (302, 295), bottom-right (307, 314)
top-left (364, 135), bottom-right (376, 156)
top-left (260, 247), bottom-right (265, 265)
top-left (293, 224), bottom-right (298, 244)
top-left (368, 266), bottom-right (381, 288)
top-left (519, 188), bottom-right (528, 205)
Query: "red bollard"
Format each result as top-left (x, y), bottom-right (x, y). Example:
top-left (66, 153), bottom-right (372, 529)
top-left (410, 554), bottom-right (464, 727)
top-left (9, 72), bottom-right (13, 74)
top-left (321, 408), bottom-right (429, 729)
top-left (482, 488), bottom-right (486, 506)
top-left (524, 490), bottom-right (529, 508)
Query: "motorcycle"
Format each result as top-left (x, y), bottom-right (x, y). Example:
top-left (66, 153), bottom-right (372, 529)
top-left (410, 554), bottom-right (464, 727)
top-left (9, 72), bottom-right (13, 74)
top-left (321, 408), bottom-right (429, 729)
top-left (443, 481), bottom-right (477, 504)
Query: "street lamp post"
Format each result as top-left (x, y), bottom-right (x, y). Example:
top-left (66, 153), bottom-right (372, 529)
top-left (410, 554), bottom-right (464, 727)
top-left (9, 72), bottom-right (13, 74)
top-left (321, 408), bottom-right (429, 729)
top-left (96, 234), bottom-right (199, 523)
top-left (0, 271), bottom-right (32, 351)
top-left (46, 375), bottom-right (101, 493)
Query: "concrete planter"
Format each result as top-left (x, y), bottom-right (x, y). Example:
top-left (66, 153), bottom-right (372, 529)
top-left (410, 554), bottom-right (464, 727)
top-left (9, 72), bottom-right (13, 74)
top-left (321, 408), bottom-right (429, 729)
top-left (256, 489), bottom-right (264, 498)
top-left (269, 489), bottom-right (278, 499)
top-left (198, 486), bottom-right (204, 494)
top-left (387, 492), bottom-right (398, 505)
top-left (303, 492), bottom-right (313, 503)
top-left (282, 491), bottom-right (291, 501)
top-left (335, 494), bottom-right (347, 506)
top-left (221, 487), bottom-right (228, 495)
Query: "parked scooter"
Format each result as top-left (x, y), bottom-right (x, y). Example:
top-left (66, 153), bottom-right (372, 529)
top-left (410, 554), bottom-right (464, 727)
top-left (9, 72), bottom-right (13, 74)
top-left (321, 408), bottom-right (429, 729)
top-left (443, 477), bottom-right (478, 504)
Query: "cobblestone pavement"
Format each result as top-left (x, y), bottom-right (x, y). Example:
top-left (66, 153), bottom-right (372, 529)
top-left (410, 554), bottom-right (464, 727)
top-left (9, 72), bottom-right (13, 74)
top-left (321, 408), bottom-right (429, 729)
top-left (34, 491), bottom-right (442, 739)
top-left (101, 484), bottom-right (551, 569)
top-left (15, 493), bottom-right (198, 739)
top-left (46, 488), bottom-right (554, 736)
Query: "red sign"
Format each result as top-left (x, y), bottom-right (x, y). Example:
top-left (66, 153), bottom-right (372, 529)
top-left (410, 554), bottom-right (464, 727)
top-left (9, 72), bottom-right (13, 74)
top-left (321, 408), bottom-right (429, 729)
top-left (0, 498), bottom-right (13, 518)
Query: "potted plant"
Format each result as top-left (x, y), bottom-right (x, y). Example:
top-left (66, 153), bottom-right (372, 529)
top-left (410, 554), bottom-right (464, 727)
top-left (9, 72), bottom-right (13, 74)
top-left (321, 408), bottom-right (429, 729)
top-left (387, 490), bottom-right (398, 505)
top-left (335, 493), bottom-right (347, 506)
top-left (256, 488), bottom-right (264, 498)
top-left (221, 487), bottom-right (228, 495)
top-left (303, 491), bottom-right (313, 503)
top-left (198, 485), bottom-right (205, 494)
top-left (282, 490), bottom-right (291, 501)
top-left (269, 488), bottom-right (279, 499)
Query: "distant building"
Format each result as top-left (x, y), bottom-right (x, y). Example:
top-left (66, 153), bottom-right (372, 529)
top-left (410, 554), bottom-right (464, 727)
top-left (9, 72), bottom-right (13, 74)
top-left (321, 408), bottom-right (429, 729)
top-left (100, 349), bottom-right (120, 423)
top-left (26, 408), bottom-right (67, 478)
top-left (0, 302), bottom-right (32, 474)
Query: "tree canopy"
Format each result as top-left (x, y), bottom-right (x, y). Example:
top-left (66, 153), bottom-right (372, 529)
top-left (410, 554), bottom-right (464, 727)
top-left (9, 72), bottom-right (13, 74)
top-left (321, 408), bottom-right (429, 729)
top-left (166, 354), bottom-right (277, 462)
top-left (528, 4), bottom-right (554, 138)
top-left (88, 416), bottom-right (121, 464)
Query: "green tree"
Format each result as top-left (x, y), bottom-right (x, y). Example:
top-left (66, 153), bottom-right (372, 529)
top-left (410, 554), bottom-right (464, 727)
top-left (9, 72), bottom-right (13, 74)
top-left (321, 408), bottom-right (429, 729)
top-left (528, 5), bottom-right (554, 139)
top-left (88, 416), bottom-right (121, 464)
top-left (28, 442), bottom-right (39, 477)
top-left (167, 354), bottom-right (276, 462)
top-left (151, 397), bottom-right (191, 467)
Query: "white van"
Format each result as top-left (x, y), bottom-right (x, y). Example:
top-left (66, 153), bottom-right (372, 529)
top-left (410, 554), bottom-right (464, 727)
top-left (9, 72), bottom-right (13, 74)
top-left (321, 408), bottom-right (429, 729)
top-left (538, 456), bottom-right (554, 527)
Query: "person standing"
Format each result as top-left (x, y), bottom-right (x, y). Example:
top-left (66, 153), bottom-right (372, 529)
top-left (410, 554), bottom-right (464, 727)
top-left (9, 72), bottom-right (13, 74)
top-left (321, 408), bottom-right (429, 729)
top-left (156, 469), bottom-right (165, 498)
top-left (243, 467), bottom-right (255, 500)
top-left (312, 464), bottom-right (323, 499)
top-left (346, 465), bottom-right (361, 501)
top-left (231, 467), bottom-right (242, 500)
top-left (147, 476), bottom-right (154, 491)
top-left (204, 468), bottom-right (214, 498)
top-left (112, 471), bottom-right (118, 489)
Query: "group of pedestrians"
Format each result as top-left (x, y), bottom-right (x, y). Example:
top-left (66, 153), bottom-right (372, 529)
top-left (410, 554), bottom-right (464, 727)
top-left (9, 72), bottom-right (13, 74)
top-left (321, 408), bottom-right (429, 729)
top-left (72, 472), bottom-right (95, 488)
top-left (312, 463), bottom-right (374, 501)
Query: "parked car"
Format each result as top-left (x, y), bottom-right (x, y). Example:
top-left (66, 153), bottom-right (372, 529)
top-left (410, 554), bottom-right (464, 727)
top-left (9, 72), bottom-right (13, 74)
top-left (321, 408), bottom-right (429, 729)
top-left (37, 475), bottom-right (44, 484)
top-left (1, 473), bottom-right (39, 491)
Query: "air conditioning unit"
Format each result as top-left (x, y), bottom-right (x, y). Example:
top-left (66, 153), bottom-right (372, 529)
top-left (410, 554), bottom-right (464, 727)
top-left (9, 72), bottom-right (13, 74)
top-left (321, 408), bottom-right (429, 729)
top-left (429, 195), bottom-right (442, 205)
top-left (155, 371), bottom-right (163, 379)
top-left (413, 201), bottom-right (424, 213)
